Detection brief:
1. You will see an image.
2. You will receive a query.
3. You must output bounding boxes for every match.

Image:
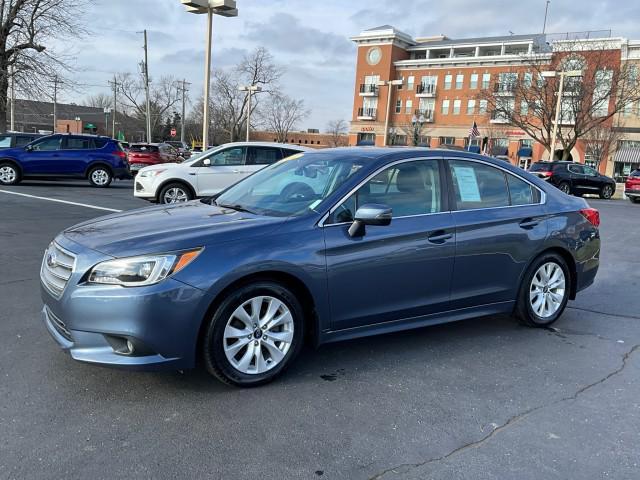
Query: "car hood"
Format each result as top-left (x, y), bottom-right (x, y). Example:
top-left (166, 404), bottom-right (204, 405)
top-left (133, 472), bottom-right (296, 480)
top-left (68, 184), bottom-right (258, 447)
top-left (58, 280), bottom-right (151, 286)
top-left (63, 201), bottom-right (286, 257)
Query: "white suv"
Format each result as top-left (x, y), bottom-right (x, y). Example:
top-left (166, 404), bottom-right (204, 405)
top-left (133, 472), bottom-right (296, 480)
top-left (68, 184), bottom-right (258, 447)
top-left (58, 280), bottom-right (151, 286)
top-left (134, 142), bottom-right (311, 204)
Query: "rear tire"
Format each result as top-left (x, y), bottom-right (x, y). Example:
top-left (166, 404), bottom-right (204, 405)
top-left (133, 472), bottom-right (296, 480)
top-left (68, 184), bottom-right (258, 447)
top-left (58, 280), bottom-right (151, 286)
top-left (202, 281), bottom-right (305, 387)
top-left (158, 182), bottom-right (194, 204)
top-left (557, 182), bottom-right (571, 195)
top-left (514, 253), bottom-right (571, 328)
top-left (599, 185), bottom-right (613, 199)
top-left (0, 161), bottom-right (21, 185)
top-left (88, 166), bottom-right (112, 187)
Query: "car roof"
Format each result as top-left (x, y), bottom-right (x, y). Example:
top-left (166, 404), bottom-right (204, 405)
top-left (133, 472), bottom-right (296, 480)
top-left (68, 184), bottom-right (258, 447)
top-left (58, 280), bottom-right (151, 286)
top-left (217, 141), bottom-right (314, 151)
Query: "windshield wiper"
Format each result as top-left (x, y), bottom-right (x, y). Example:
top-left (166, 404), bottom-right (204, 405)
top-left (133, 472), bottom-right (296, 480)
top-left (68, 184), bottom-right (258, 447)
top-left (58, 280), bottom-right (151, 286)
top-left (216, 202), bottom-right (256, 214)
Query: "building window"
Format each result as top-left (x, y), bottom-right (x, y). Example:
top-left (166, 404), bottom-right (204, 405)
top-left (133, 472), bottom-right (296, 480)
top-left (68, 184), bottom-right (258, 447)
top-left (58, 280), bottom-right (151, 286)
top-left (440, 136), bottom-right (455, 145)
top-left (407, 76), bottom-right (415, 90)
top-left (442, 99), bottom-right (450, 115)
top-left (482, 73), bottom-right (491, 89)
top-left (470, 73), bottom-right (478, 89)
top-left (623, 101), bottom-right (634, 117)
top-left (455, 74), bottom-right (464, 89)
top-left (395, 99), bottom-right (402, 114)
top-left (444, 74), bottom-right (452, 90)
top-left (466, 99), bottom-right (476, 115)
top-left (405, 99), bottom-right (413, 114)
top-left (419, 135), bottom-right (431, 146)
top-left (524, 72), bottom-right (533, 87)
top-left (479, 99), bottom-right (488, 114)
top-left (520, 100), bottom-right (529, 115)
top-left (453, 99), bottom-right (461, 115)
top-left (397, 76), bottom-right (404, 90)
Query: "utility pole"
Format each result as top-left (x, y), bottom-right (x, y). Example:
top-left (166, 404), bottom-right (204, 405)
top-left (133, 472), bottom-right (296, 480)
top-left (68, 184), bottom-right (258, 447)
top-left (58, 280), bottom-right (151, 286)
top-left (202, 8), bottom-right (213, 149)
top-left (542, 1), bottom-right (551, 34)
top-left (9, 65), bottom-right (15, 131)
top-left (142, 29), bottom-right (152, 143)
top-left (52, 75), bottom-right (60, 133)
top-left (109, 75), bottom-right (119, 138)
top-left (179, 79), bottom-right (190, 144)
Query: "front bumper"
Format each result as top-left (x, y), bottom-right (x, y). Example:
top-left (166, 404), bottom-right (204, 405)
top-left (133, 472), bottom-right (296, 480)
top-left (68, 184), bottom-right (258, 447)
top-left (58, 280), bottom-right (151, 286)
top-left (133, 175), bottom-right (158, 200)
top-left (40, 236), bottom-right (213, 371)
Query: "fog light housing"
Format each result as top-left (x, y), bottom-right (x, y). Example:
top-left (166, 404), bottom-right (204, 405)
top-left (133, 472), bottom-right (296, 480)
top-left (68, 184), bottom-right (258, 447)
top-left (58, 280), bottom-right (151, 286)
top-left (104, 335), bottom-right (152, 357)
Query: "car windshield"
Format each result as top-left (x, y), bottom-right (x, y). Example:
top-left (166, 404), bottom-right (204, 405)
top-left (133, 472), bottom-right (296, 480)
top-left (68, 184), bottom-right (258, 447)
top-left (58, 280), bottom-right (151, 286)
top-left (631, 170), bottom-right (640, 177)
top-left (529, 163), bottom-right (552, 172)
top-left (212, 153), bottom-right (366, 217)
top-left (130, 144), bottom-right (159, 153)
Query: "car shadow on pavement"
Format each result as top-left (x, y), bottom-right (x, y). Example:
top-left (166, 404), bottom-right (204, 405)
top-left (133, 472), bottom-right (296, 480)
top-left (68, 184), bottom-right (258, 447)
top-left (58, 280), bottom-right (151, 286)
top-left (9, 180), bottom-right (133, 189)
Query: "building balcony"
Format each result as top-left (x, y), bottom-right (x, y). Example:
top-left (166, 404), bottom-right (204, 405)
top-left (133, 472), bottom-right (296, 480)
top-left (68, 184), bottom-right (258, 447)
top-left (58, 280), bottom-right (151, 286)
top-left (413, 109), bottom-right (435, 122)
top-left (416, 84), bottom-right (437, 97)
top-left (490, 111), bottom-right (510, 123)
top-left (359, 84), bottom-right (379, 96)
top-left (357, 108), bottom-right (377, 120)
top-left (493, 82), bottom-right (516, 95)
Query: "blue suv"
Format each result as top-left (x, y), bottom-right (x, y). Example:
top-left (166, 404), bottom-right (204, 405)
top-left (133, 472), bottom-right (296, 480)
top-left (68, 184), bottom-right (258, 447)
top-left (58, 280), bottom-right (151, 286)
top-left (0, 134), bottom-right (129, 187)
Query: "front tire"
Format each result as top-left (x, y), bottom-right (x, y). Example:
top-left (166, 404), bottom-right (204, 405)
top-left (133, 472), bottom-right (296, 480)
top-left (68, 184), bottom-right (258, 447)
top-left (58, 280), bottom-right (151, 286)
top-left (515, 253), bottom-right (571, 327)
top-left (88, 166), bottom-right (112, 187)
top-left (158, 182), bottom-right (194, 204)
top-left (599, 184), bottom-right (613, 199)
top-left (202, 282), bottom-right (305, 387)
top-left (0, 162), bottom-right (21, 185)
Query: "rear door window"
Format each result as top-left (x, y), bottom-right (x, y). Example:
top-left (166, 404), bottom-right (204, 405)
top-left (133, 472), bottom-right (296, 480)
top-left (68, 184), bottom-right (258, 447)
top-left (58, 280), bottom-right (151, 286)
top-left (64, 137), bottom-right (94, 150)
top-left (246, 146), bottom-right (283, 165)
top-left (448, 160), bottom-right (510, 210)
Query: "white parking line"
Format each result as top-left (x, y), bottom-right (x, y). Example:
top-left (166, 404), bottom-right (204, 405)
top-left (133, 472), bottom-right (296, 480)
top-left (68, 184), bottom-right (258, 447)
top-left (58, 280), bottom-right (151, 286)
top-left (0, 189), bottom-right (123, 213)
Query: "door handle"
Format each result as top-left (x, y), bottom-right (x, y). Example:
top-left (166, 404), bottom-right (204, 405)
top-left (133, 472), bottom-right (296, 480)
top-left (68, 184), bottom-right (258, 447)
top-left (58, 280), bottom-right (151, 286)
top-left (427, 230), bottom-right (453, 244)
top-left (519, 218), bottom-right (539, 229)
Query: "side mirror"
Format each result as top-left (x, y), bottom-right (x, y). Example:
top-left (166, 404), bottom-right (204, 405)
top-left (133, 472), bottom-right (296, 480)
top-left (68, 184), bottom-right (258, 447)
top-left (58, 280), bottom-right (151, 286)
top-left (203, 158), bottom-right (211, 166)
top-left (25, 145), bottom-right (33, 151)
top-left (348, 204), bottom-right (392, 237)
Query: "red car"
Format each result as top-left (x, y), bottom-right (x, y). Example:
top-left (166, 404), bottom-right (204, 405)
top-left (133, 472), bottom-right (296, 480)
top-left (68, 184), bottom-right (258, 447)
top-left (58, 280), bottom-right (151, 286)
top-left (625, 169), bottom-right (640, 203)
top-left (127, 143), bottom-right (181, 175)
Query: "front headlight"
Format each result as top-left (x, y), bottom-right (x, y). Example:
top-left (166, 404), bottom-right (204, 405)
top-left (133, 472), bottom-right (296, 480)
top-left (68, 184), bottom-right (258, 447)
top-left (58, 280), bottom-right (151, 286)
top-left (87, 249), bottom-right (202, 287)
top-left (139, 169), bottom-right (167, 178)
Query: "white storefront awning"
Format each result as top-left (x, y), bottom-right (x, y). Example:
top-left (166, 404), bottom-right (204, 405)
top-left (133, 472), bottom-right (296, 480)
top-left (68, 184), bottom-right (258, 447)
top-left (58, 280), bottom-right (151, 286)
top-left (614, 148), bottom-right (640, 164)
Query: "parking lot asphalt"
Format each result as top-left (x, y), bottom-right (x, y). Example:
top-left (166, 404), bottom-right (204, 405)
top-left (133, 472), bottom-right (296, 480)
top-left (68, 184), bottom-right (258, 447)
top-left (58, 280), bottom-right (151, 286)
top-left (1, 179), bottom-right (639, 480)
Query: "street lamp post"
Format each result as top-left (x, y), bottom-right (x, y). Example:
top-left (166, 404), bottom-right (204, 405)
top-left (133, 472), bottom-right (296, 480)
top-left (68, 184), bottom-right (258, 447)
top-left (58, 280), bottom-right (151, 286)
top-left (239, 84), bottom-right (262, 141)
top-left (541, 69), bottom-right (582, 160)
top-left (378, 79), bottom-right (403, 146)
top-left (180, 0), bottom-right (238, 150)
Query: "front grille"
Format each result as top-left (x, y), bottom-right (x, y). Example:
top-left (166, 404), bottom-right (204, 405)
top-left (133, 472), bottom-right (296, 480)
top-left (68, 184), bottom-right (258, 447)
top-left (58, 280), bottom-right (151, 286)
top-left (46, 307), bottom-right (73, 341)
top-left (40, 242), bottom-right (76, 299)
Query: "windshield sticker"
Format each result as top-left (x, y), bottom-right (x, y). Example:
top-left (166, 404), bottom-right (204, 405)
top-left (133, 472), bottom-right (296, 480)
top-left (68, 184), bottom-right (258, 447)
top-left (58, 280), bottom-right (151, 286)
top-left (453, 166), bottom-right (481, 202)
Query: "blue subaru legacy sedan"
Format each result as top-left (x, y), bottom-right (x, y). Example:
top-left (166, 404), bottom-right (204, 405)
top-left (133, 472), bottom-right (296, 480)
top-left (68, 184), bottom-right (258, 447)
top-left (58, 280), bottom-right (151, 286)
top-left (40, 148), bottom-right (600, 386)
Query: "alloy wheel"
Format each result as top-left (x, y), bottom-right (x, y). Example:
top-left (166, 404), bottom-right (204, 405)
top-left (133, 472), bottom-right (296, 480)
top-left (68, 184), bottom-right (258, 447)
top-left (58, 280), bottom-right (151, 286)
top-left (163, 187), bottom-right (189, 204)
top-left (0, 165), bottom-right (17, 184)
top-left (559, 183), bottom-right (570, 194)
top-left (91, 169), bottom-right (110, 186)
top-left (529, 262), bottom-right (566, 318)
top-left (602, 186), bottom-right (613, 199)
top-left (223, 296), bottom-right (294, 375)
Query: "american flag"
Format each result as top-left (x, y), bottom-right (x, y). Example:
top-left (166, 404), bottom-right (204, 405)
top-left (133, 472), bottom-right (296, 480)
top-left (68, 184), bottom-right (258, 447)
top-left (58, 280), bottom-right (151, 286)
top-left (468, 121), bottom-right (480, 138)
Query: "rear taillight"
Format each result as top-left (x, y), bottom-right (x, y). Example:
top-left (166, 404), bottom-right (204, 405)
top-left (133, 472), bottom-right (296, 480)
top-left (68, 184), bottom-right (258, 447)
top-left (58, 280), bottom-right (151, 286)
top-left (580, 208), bottom-right (600, 227)
top-left (115, 150), bottom-right (126, 160)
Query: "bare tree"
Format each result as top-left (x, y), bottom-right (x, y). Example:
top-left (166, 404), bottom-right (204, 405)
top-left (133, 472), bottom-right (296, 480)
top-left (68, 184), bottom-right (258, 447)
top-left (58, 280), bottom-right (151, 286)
top-left (0, 1), bottom-right (87, 131)
top-left (326, 119), bottom-right (348, 147)
top-left (211, 47), bottom-right (282, 142)
top-left (117, 72), bottom-right (181, 141)
top-left (582, 118), bottom-right (626, 170)
top-left (262, 94), bottom-right (309, 143)
top-left (82, 93), bottom-right (112, 110)
top-left (477, 39), bottom-right (640, 160)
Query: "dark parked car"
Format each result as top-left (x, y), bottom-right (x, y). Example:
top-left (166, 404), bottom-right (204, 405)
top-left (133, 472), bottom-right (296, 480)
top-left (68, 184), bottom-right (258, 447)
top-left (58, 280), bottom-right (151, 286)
top-left (0, 132), bottom-right (43, 149)
top-left (41, 148), bottom-right (600, 386)
top-left (529, 161), bottom-right (616, 199)
top-left (0, 134), bottom-right (129, 187)
top-left (625, 169), bottom-right (640, 203)
top-left (166, 140), bottom-right (192, 160)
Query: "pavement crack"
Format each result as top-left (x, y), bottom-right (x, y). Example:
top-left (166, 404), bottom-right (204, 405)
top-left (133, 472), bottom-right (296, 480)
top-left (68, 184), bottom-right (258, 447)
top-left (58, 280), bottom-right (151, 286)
top-left (0, 277), bottom-right (37, 286)
top-left (368, 344), bottom-right (640, 480)
top-left (567, 305), bottom-right (640, 321)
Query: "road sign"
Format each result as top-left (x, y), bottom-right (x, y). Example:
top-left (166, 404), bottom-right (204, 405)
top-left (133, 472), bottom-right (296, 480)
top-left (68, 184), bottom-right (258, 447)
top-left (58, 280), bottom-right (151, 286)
top-left (170, 128), bottom-right (177, 137)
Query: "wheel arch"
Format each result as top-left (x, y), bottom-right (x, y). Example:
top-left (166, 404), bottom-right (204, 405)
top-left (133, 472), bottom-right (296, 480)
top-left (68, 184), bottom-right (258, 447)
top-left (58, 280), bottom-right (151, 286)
top-left (84, 161), bottom-right (114, 178)
top-left (195, 270), bottom-right (319, 363)
top-left (0, 158), bottom-right (23, 175)
top-left (156, 178), bottom-right (197, 202)
top-left (519, 247), bottom-right (578, 301)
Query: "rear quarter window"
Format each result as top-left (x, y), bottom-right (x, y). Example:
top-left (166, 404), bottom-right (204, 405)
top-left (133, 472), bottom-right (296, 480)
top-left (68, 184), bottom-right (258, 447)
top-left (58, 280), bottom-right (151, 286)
top-left (94, 138), bottom-right (108, 148)
top-left (529, 163), bottom-right (552, 172)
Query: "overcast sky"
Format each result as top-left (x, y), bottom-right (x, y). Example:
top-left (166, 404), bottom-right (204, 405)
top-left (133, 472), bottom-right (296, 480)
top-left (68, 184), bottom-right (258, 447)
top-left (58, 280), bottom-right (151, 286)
top-left (57, 0), bottom-right (640, 131)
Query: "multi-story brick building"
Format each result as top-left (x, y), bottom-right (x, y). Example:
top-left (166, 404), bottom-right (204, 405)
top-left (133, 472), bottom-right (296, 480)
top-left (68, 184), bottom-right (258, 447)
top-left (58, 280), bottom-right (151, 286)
top-left (349, 26), bottom-right (640, 177)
